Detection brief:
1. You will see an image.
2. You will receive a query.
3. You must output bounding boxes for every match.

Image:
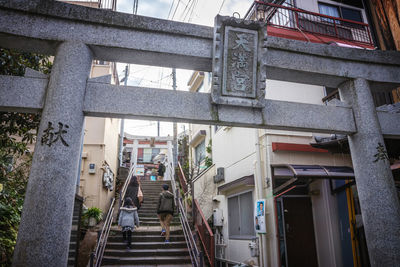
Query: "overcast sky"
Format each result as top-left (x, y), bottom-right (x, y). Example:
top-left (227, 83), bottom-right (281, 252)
top-left (115, 0), bottom-right (253, 137)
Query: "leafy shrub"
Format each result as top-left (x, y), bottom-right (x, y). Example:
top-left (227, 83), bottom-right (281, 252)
top-left (83, 207), bottom-right (103, 223)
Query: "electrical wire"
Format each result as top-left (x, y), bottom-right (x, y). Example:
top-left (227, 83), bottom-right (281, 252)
top-left (188, 0), bottom-right (198, 22)
top-left (167, 0), bottom-right (176, 19)
top-left (218, 0), bottom-right (226, 14)
top-left (180, 0), bottom-right (192, 21)
top-left (171, 0), bottom-right (182, 20)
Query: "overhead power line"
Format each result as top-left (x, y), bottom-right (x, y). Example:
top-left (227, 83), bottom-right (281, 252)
top-left (218, 0), bottom-right (226, 14)
top-left (167, 0), bottom-right (176, 19)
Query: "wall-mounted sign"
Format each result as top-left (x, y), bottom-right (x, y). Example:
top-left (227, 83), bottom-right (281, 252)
top-left (135, 167), bottom-right (145, 176)
top-left (254, 199), bottom-right (266, 234)
top-left (88, 163), bottom-right (96, 174)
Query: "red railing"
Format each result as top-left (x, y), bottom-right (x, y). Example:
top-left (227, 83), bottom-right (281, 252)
top-left (193, 199), bottom-right (215, 267)
top-left (177, 161), bottom-right (188, 193)
top-left (250, 1), bottom-right (373, 46)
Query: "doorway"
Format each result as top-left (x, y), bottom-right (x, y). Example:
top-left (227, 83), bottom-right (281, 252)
top-left (277, 196), bottom-right (318, 267)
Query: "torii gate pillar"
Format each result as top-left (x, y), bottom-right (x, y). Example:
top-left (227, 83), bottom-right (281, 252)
top-left (13, 42), bottom-right (93, 266)
top-left (339, 78), bottom-right (400, 265)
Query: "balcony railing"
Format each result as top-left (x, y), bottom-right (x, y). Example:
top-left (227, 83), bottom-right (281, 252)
top-left (246, 1), bottom-right (373, 46)
top-left (194, 199), bottom-right (215, 267)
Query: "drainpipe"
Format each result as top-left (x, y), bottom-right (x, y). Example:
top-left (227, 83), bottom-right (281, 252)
top-left (254, 129), bottom-right (269, 267)
top-left (75, 118), bottom-right (86, 195)
top-left (119, 65), bottom-right (129, 167)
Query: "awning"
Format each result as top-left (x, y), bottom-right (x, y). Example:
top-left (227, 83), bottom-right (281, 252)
top-left (218, 175), bottom-right (254, 194)
top-left (271, 164), bottom-right (354, 195)
top-left (272, 164), bottom-right (354, 179)
top-left (189, 130), bottom-right (206, 146)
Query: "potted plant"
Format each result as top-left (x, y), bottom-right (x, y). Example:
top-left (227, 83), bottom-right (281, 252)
top-left (83, 207), bottom-right (103, 227)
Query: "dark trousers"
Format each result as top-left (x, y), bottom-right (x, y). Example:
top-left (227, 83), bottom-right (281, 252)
top-left (123, 230), bottom-right (132, 246)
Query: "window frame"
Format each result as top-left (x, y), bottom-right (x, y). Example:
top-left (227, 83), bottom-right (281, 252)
top-left (194, 139), bottom-right (206, 165)
top-left (318, 1), bottom-right (363, 23)
top-left (227, 189), bottom-right (256, 240)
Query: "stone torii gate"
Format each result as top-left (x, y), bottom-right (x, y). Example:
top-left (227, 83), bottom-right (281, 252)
top-left (1, 0), bottom-right (400, 266)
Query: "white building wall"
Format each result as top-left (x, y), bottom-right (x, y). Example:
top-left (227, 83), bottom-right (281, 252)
top-left (213, 127), bottom-right (256, 184)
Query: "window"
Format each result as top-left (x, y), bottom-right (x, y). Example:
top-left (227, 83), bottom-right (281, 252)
top-left (319, 3), bottom-right (340, 19)
top-left (341, 7), bottom-right (362, 22)
top-left (194, 139), bottom-right (206, 165)
top-left (228, 191), bottom-right (255, 239)
top-left (319, 2), bottom-right (363, 23)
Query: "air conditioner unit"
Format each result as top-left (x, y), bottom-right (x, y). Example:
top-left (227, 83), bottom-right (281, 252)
top-left (213, 209), bottom-right (224, 227)
top-left (214, 167), bottom-right (224, 183)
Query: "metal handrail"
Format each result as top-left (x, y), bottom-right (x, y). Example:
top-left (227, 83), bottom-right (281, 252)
top-left (194, 199), bottom-right (214, 267)
top-left (177, 161), bottom-right (188, 193)
top-left (177, 196), bottom-right (203, 267)
top-left (90, 160), bottom-right (137, 266)
top-left (166, 154), bottom-right (203, 266)
top-left (90, 198), bottom-right (115, 267)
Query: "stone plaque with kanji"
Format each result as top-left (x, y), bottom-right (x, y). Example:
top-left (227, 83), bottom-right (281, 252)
top-left (223, 27), bottom-right (257, 98)
top-left (212, 16), bottom-right (267, 108)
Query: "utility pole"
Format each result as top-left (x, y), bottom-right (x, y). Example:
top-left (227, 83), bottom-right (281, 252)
top-left (119, 64), bottom-right (129, 166)
top-left (172, 68), bottom-right (178, 167)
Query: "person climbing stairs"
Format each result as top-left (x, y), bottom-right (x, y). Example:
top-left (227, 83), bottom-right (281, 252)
top-left (101, 180), bottom-right (191, 266)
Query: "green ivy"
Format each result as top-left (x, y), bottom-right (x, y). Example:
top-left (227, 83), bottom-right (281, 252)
top-left (205, 139), bottom-right (213, 168)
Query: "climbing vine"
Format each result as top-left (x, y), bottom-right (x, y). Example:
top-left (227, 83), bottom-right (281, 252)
top-left (204, 138), bottom-right (213, 168)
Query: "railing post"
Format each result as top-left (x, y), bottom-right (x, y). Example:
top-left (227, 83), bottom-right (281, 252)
top-left (90, 252), bottom-right (95, 267)
top-left (199, 251), bottom-right (204, 267)
top-left (294, 10), bottom-right (299, 29)
top-left (366, 25), bottom-right (373, 46)
top-left (191, 180), bottom-right (195, 225)
top-left (333, 19), bottom-right (338, 38)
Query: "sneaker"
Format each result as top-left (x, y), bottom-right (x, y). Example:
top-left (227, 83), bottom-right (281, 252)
top-left (164, 239), bottom-right (170, 244)
top-left (161, 229), bottom-right (166, 236)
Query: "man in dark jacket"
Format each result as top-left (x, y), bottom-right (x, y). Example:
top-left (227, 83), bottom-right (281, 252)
top-left (157, 184), bottom-right (175, 243)
top-left (157, 161), bottom-right (165, 180)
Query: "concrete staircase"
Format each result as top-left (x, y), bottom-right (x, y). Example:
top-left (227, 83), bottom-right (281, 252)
top-left (102, 180), bottom-right (192, 266)
top-left (68, 195), bottom-right (83, 266)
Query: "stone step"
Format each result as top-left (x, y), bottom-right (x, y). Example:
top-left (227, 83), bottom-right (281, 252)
top-left (141, 221), bottom-right (181, 226)
top-left (141, 182), bottom-right (172, 184)
top-left (69, 241), bottom-right (77, 248)
top-left (102, 264), bottom-right (192, 267)
top-left (105, 241), bottom-right (187, 250)
top-left (139, 216), bottom-right (179, 221)
top-left (130, 229), bottom-right (183, 236)
top-left (107, 235), bottom-right (185, 242)
top-left (103, 248), bottom-right (188, 257)
top-left (101, 255), bottom-right (191, 265)
top-left (140, 204), bottom-right (161, 208)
